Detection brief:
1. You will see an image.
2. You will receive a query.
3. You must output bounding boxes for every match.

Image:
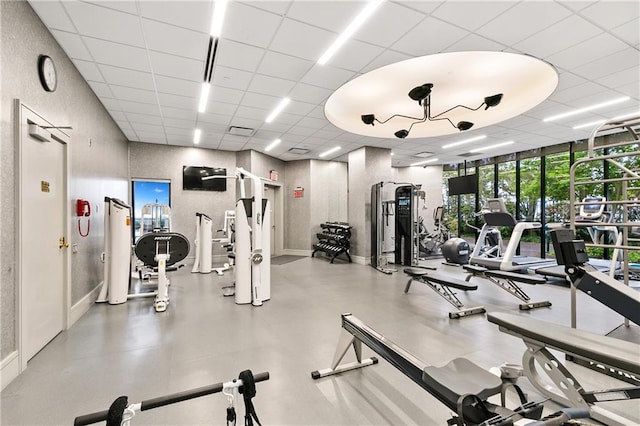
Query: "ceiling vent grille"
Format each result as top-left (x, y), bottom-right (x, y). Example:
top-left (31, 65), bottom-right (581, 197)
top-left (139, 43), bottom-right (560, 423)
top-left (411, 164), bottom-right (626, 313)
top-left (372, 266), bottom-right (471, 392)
top-left (227, 126), bottom-right (255, 137)
top-left (458, 152), bottom-right (477, 157)
top-left (288, 147), bottom-right (310, 155)
top-left (415, 151), bottom-right (434, 158)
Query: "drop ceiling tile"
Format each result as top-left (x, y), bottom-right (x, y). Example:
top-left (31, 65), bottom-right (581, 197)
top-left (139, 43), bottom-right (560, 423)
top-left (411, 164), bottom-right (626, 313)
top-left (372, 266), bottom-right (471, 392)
top-left (284, 126), bottom-right (317, 137)
top-left (64, 1), bottom-right (145, 47)
top-left (300, 65), bottom-right (356, 90)
top-left (552, 82), bottom-right (608, 104)
top-left (247, 74), bottom-right (296, 98)
top-left (163, 117), bottom-right (196, 128)
top-left (611, 18), bottom-right (640, 47)
top-left (391, 17), bottom-right (468, 56)
top-left (164, 126), bottom-right (193, 137)
top-left (223, 2), bottom-right (282, 48)
top-left (98, 64), bottom-right (154, 90)
top-left (287, 83), bottom-right (332, 105)
top-left (359, 50), bottom-right (412, 74)
top-left (139, 1), bottom-right (212, 33)
top-left (206, 102), bottom-right (238, 116)
top-left (616, 82), bottom-right (640, 100)
top-left (157, 93), bottom-right (197, 110)
top-left (445, 33), bottom-right (506, 53)
top-left (260, 122), bottom-right (291, 134)
top-left (579, 1), bottom-right (639, 29)
top-left (229, 118), bottom-right (264, 131)
top-left (149, 51), bottom-right (204, 81)
top-left (107, 110), bottom-right (126, 121)
top-left (109, 85), bottom-right (156, 104)
top-left (50, 30), bottom-right (92, 61)
top-left (286, 100), bottom-right (316, 117)
top-left (295, 116), bottom-right (327, 130)
top-left (326, 38), bottom-right (385, 72)
top-left (475, 2), bottom-right (571, 46)
top-left (161, 106), bottom-right (197, 121)
top-left (307, 106), bottom-right (326, 120)
top-left (354, 2), bottom-right (425, 47)
top-left (288, 1), bottom-right (364, 33)
top-left (125, 112), bottom-right (164, 125)
top-left (83, 37), bottom-right (150, 72)
top-left (131, 122), bottom-right (165, 133)
top-left (546, 32), bottom-right (630, 70)
top-left (264, 111), bottom-right (301, 126)
top-left (257, 51), bottom-right (313, 81)
top-left (573, 48), bottom-right (640, 81)
top-left (198, 112), bottom-right (232, 126)
top-left (154, 75), bottom-right (201, 98)
top-left (241, 1), bottom-right (293, 16)
top-left (206, 86), bottom-right (243, 105)
top-left (87, 81), bottom-right (114, 98)
top-left (513, 15), bottom-right (603, 59)
top-left (432, 1), bottom-right (515, 32)
top-left (30, 1), bottom-right (76, 32)
top-left (142, 19), bottom-right (209, 61)
top-left (268, 18), bottom-right (333, 61)
top-left (241, 92), bottom-right (279, 110)
top-left (166, 135), bottom-right (192, 145)
top-left (560, 2), bottom-right (598, 12)
top-left (99, 98), bottom-right (123, 110)
top-left (212, 66), bottom-right (254, 91)
top-left (554, 72), bottom-right (589, 92)
top-left (137, 136), bottom-right (168, 145)
top-left (198, 122), bottom-right (228, 133)
top-left (215, 39), bottom-right (265, 72)
top-left (118, 99), bottom-right (162, 116)
top-left (73, 59), bottom-right (105, 82)
top-left (313, 129), bottom-right (342, 140)
top-left (84, 1), bottom-right (138, 15)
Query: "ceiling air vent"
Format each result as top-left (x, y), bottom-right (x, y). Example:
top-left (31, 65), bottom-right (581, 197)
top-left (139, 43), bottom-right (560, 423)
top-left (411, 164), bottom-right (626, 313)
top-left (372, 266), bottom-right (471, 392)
top-left (458, 152), bottom-right (477, 157)
top-left (227, 126), bottom-right (255, 137)
top-left (415, 151), bottom-right (434, 158)
top-left (288, 147), bottom-right (310, 155)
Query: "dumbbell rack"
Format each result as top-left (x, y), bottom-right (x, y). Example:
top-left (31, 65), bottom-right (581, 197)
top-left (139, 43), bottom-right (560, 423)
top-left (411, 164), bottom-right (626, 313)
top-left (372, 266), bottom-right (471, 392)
top-left (312, 222), bottom-right (352, 264)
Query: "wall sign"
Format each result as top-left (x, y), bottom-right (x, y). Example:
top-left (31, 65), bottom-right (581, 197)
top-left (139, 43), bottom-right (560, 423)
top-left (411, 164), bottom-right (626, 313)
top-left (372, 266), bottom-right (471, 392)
top-left (293, 187), bottom-right (304, 198)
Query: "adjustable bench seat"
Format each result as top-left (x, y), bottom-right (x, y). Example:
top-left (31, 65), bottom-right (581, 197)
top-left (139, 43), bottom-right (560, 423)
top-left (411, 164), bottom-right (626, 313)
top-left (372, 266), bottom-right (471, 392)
top-left (403, 268), bottom-right (485, 319)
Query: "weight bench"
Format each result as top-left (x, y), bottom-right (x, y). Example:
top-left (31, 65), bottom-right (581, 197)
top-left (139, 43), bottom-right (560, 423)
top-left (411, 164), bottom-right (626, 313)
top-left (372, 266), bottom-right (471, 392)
top-left (312, 313), bottom-right (547, 426)
top-left (488, 312), bottom-right (640, 426)
top-left (463, 265), bottom-right (551, 311)
top-left (404, 267), bottom-right (486, 319)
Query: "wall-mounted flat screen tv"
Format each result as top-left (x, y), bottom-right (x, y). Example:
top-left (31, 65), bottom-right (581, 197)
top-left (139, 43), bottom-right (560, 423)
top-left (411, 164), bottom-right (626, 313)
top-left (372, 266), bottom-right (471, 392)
top-left (183, 166), bottom-right (227, 191)
top-left (448, 174), bottom-right (478, 196)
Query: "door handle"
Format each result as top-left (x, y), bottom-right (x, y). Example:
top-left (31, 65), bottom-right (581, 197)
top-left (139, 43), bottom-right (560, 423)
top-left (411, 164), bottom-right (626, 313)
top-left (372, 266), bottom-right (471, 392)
top-left (59, 236), bottom-right (69, 249)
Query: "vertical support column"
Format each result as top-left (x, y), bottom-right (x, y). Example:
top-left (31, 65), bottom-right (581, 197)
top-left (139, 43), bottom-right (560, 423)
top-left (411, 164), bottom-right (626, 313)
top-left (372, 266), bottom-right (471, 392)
top-left (348, 147), bottom-right (392, 261)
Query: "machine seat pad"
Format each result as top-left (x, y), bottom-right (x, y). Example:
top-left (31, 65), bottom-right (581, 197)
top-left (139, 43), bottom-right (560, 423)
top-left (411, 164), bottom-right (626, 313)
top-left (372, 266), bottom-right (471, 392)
top-left (485, 270), bottom-right (547, 285)
top-left (404, 268), bottom-right (478, 291)
top-left (422, 358), bottom-right (502, 406)
top-left (463, 265), bottom-right (488, 274)
top-left (488, 312), bottom-right (640, 376)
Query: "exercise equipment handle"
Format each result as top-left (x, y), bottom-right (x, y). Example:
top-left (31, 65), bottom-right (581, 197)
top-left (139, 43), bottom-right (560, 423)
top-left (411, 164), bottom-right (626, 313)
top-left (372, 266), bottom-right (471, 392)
top-left (73, 371), bottom-right (269, 426)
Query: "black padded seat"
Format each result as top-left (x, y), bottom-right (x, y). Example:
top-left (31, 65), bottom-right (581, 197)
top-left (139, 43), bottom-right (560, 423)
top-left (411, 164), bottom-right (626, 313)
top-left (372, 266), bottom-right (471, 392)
top-left (488, 312), bottom-right (640, 376)
top-left (485, 270), bottom-right (547, 285)
top-left (422, 358), bottom-right (502, 406)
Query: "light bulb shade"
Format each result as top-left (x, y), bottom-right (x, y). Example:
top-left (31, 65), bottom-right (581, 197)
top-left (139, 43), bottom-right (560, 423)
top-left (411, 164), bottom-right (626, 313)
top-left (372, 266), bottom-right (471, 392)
top-left (456, 121), bottom-right (474, 131)
top-left (408, 83), bottom-right (433, 102)
top-left (361, 114), bottom-right (375, 125)
top-left (395, 129), bottom-right (409, 139)
top-left (484, 94), bottom-right (503, 109)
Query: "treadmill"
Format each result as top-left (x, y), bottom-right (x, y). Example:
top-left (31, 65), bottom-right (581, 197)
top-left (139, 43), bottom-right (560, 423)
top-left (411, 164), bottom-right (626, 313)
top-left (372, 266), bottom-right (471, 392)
top-left (469, 198), bottom-right (556, 272)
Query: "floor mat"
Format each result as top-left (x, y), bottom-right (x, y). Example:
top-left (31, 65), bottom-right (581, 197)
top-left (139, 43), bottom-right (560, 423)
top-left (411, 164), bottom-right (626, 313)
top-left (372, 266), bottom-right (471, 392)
top-left (271, 255), bottom-right (306, 265)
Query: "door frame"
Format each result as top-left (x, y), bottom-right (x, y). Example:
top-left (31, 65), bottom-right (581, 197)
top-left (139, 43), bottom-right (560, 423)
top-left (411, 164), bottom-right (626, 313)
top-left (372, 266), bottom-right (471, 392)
top-left (15, 100), bottom-right (71, 371)
top-left (265, 182), bottom-right (283, 256)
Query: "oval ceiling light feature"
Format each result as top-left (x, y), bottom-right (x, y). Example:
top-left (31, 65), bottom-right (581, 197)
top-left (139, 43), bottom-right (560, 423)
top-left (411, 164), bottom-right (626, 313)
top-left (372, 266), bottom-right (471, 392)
top-left (325, 51), bottom-right (558, 139)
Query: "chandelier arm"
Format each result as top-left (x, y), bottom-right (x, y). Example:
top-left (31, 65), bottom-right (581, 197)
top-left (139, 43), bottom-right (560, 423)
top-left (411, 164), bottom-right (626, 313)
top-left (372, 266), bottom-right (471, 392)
top-left (374, 110), bottom-right (427, 125)
top-left (429, 102), bottom-right (486, 120)
top-left (426, 115), bottom-right (458, 129)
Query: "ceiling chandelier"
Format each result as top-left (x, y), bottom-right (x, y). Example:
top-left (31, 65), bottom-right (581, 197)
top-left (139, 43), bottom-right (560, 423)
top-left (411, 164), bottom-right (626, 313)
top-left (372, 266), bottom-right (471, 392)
top-left (361, 83), bottom-right (503, 138)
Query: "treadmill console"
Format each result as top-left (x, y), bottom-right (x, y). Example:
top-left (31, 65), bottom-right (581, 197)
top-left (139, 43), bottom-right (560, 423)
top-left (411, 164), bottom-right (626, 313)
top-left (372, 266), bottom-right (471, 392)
top-left (579, 196), bottom-right (606, 220)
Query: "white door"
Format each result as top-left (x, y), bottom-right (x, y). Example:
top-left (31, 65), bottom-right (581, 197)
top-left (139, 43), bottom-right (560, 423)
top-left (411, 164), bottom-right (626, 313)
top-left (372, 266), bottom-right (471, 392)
top-left (19, 104), bottom-right (68, 362)
top-left (265, 186), bottom-right (276, 256)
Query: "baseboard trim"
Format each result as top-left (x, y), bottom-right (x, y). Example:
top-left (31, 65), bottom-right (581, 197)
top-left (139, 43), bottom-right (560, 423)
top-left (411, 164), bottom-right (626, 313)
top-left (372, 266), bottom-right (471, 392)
top-left (69, 283), bottom-right (102, 327)
top-left (351, 255), bottom-right (368, 265)
top-left (1, 351), bottom-right (20, 391)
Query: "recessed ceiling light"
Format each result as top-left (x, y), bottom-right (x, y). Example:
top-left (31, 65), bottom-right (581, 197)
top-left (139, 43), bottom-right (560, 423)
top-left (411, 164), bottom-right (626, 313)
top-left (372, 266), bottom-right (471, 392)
top-left (317, 0), bottom-right (384, 65)
top-left (194, 129), bottom-right (201, 144)
top-left (265, 138), bottom-right (281, 152)
top-left (319, 146), bottom-right (341, 158)
top-left (410, 158), bottom-right (438, 166)
top-left (265, 98), bottom-right (290, 123)
top-left (442, 134), bottom-right (486, 149)
top-left (198, 83), bottom-right (210, 113)
top-left (210, 0), bottom-right (228, 37)
top-left (572, 110), bottom-right (640, 130)
top-left (469, 141), bottom-right (514, 153)
top-left (543, 96), bottom-right (630, 122)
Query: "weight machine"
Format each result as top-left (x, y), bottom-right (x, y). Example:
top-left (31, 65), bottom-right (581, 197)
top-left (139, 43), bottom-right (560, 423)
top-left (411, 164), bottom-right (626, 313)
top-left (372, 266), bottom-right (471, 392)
top-left (191, 210), bottom-right (235, 275)
top-left (203, 168), bottom-right (271, 306)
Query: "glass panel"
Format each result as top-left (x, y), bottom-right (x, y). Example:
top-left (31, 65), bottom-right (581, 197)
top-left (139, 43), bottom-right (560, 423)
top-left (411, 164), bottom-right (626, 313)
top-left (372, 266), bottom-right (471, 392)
top-left (132, 180), bottom-right (171, 243)
top-left (544, 152), bottom-right (571, 258)
top-left (497, 161), bottom-right (517, 249)
top-left (519, 157), bottom-right (541, 257)
top-left (442, 169), bottom-right (460, 236)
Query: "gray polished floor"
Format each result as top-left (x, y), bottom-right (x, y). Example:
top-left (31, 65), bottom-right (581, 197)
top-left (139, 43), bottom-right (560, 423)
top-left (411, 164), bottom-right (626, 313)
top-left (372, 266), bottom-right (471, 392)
top-left (2, 256), bottom-right (638, 425)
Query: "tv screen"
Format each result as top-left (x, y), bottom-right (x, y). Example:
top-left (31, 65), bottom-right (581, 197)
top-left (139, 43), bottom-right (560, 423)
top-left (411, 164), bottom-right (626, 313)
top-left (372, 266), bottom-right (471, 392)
top-left (448, 174), bottom-right (478, 196)
top-left (183, 166), bottom-right (227, 191)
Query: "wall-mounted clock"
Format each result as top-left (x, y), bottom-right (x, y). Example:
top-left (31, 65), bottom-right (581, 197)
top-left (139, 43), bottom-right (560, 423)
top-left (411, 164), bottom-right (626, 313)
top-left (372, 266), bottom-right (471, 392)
top-left (38, 55), bottom-right (57, 92)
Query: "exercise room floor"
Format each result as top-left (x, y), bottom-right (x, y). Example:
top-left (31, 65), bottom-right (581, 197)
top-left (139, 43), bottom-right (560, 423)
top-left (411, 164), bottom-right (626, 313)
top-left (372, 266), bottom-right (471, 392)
top-left (2, 256), bottom-right (638, 425)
